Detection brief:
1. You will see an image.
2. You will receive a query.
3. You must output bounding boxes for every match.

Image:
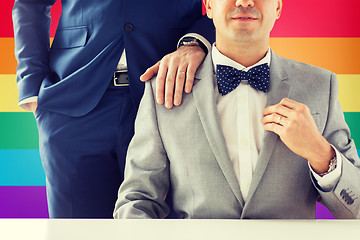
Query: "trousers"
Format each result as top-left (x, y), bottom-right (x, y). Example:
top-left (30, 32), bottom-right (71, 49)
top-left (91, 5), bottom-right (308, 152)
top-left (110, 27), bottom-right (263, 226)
top-left (36, 82), bottom-right (137, 218)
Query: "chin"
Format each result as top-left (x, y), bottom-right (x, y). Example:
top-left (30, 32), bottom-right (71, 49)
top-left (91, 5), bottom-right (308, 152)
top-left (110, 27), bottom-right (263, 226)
top-left (232, 31), bottom-right (255, 42)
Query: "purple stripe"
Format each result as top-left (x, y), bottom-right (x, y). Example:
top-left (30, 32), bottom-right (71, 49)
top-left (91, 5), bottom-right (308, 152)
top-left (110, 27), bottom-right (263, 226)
top-left (0, 187), bottom-right (334, 219)
top-left (316, 202), bottom-right (335, 219)
top-left (0, 186), bottom-right (49, 218)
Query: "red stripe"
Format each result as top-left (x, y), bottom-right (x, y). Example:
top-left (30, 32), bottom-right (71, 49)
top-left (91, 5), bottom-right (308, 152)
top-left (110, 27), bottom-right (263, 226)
top-left (0, 0), bottom-right (15, 37)
top-left (203, 1), bottom-right (360, 37)
top-left (1, 0), bottom-right (61, 37)
top-left (50, 1), bottom-right (62, 37)
top-left (271, 0), bottom-right (360, 37)
top-left (3, 1), bottom-right (360, 37)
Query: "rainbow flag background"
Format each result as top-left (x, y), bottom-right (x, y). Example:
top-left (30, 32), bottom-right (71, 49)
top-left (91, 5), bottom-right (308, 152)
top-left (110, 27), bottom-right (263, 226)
top-left (1, 1), bottom-right (359, 219)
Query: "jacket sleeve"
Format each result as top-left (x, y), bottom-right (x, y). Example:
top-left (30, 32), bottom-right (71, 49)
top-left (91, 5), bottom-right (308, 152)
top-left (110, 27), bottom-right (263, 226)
top-left (113, 80), bottom-right (171, 219)
top-left (185, 15), bottom-right (215, 45)
top-left (313, 72), bottom-right (360, 219)
top-left (12, 0), bottom-right (58, 102)
top-left (188, 1), bottom-right (215, 43)
top-left (178, 16), bottom-right (215, 52)
top-left (177, 1), bottom-right (215, 50)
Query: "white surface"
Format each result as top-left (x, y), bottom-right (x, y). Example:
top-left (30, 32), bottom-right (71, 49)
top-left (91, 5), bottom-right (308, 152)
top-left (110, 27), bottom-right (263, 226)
top-left (0, 219), bottom-right (358, 240)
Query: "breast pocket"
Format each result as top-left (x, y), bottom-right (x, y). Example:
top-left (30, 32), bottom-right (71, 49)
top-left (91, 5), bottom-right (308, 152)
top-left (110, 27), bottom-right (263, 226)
top-left (51, 26), bottom-right (89, 49)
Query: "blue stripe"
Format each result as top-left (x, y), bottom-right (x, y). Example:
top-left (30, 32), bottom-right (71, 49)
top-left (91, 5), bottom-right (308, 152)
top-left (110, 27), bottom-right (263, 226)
top-left (0, 149), bottom-right (45, 186)
top-left (0, 149), bottom-right (359, 187)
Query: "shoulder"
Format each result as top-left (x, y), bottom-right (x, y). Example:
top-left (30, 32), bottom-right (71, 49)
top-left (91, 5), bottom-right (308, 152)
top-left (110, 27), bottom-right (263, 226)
top-left (141, 76), bottom-right (159, 107)
top-left (272, 52), bottom-right (338, 101)
top-left (277, 54), bottom-right (334, 80)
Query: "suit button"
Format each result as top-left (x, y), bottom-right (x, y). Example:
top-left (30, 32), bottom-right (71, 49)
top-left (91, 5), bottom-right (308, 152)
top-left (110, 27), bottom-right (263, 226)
top-left (124, 23), bottom-right (134, 32)
top-left (240, 139), bottom-right (249, 146)
top-left (239, 97), bottom-right (247, 103)
top-left (340, 189), bottom-right (346, 196)
top-left (346, 196), bottom-right (354, 205)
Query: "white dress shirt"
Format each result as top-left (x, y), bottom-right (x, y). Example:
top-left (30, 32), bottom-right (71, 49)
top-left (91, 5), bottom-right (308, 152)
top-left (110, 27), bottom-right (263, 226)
top-left (211, 45), bottom-right (341, 201)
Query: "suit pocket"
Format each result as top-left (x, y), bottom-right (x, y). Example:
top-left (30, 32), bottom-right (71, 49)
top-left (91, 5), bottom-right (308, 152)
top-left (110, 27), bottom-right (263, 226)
top-left (51, 26), bottom-right (89, 49)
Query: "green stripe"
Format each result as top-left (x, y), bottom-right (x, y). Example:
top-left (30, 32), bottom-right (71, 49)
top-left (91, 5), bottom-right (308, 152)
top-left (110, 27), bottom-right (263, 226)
top-left (0, 112), bottom-right (359, 150)
top-left (0, 112), bottom-right (38, 149)
top-left (344, 112), bottom-right (360, 148)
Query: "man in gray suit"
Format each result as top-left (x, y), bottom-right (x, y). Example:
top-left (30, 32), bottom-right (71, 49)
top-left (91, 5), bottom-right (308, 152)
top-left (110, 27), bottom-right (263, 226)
top-left (113, 0), bottom-right (360, 219)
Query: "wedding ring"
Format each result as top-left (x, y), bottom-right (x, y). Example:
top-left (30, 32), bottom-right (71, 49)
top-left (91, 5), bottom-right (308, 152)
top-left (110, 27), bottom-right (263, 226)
top-left (179, 71), bottom-right (186, 75)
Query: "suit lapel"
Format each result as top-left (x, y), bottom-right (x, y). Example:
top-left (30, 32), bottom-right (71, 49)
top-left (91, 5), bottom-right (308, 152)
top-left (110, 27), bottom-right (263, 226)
top-left (192, 51), bottom-right (291, 208)
top-left (192, 54), bottom-right (244, 207)
top-left (245, 50), bottom-right (291, 203)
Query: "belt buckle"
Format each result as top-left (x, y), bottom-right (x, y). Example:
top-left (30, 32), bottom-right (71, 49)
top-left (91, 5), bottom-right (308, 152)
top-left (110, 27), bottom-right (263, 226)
top-left (113, 70), bottom-right (129, 87)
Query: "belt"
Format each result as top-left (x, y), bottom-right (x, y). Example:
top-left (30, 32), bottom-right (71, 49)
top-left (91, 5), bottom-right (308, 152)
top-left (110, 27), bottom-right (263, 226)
top-left (113, 70), bottom-right (129, 86)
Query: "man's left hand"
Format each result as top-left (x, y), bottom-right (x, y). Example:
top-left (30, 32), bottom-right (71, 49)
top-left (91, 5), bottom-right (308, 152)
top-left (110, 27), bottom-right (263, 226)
top-left (262, 98), bottom-right (335, 174)
top-left (140, 45), bottom-right (206, 109)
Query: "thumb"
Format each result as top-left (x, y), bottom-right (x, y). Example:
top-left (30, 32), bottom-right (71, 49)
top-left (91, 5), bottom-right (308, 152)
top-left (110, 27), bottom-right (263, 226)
top-left (140, 61), bottom-right (160, 82)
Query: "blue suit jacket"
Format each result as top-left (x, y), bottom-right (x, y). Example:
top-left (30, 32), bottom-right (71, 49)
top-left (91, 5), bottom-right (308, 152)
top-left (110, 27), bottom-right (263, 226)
top-left (13, 0), bottom-right (215, 116)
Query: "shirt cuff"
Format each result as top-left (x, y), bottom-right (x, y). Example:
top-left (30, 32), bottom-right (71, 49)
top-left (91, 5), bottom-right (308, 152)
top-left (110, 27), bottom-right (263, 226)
top-left (177, 33), bottom-right (211, 54)
top-left (309, 145), bottom-right (342, 192)
top-left (19, 97), bottom-right (38, 111)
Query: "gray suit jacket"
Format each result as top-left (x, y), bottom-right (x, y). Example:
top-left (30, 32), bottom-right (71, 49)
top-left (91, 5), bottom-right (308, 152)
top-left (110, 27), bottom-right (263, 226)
top-left (114, 50), bottom-right (360, 219)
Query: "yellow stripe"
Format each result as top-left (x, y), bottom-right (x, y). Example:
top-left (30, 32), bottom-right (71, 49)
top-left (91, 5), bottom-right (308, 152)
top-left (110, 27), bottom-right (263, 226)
top-left (0, 74), bottom-right (26, 112)
top-left (338, 74), bottom-right (360, 112)
top-left (1, 74), bottom-right (359, 112)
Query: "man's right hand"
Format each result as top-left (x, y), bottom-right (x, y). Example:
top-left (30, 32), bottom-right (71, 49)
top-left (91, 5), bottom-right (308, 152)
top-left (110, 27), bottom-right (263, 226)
top-left (140, 45), bottom-right (206, 109)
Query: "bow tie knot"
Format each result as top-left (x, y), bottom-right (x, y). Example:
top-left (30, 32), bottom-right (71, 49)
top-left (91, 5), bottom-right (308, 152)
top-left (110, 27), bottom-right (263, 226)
top-left (216, 63), bottom-right (270, 96)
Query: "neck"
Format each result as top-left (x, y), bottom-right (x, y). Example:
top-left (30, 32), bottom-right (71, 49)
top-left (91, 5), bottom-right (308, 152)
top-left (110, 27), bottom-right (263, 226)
top-left (215, 38), bottom-right (269, 67)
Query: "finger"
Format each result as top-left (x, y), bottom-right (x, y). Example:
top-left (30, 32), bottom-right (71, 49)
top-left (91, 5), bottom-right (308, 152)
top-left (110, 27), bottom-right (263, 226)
top-left (281, 98), bottom-right (312, 120)
top-left (164, 64), bottom-right (177, 109)
top-left (263, 103), bottom-right (292, 118)
top-left (140, 61), bottom-right (160, 82)
top-left (174, 67), bottom-right (187, 106)
top-left (155, 62), bottom-right (168, 105)
top-left (262, 113), bottom-right (286, 126)
top-left (184, 63), bottom-right (197, 93)
top-left (263, 122), bottom-right (283, 136)
top-left (31, 107), bottom-right (37, 117)
top-left (279, 98), bottom-right (301, 110)
top-left (263, 98), bottom-right (301, 116)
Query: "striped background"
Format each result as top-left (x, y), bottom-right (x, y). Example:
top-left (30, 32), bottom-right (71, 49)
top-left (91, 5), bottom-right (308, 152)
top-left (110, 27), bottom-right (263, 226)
top-left (1, 1), bottom-right (359, 219)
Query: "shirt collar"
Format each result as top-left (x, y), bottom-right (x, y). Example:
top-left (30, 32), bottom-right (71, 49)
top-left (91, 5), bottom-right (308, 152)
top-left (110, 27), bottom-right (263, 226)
top-left (211, 43), bottom-right (271, 73)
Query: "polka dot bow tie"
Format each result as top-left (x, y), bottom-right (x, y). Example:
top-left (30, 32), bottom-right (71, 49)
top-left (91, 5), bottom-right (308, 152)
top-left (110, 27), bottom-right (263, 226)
top-left (216, 63), bottom-right (270, 96)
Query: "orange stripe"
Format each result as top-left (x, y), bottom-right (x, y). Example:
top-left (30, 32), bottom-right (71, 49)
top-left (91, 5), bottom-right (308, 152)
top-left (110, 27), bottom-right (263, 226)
top-left (2, 38), bottom-right (360, 74)
top-left (0, 38), bottom-right (17, 74)
top-left (270, 38), bottom-right (360, 74)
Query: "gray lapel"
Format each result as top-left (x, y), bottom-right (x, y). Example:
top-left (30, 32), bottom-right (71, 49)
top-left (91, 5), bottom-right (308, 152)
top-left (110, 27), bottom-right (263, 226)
top-left (245, 50), bottom-right (291, 203)
top-left (192, 53), bottom-right (244, 207)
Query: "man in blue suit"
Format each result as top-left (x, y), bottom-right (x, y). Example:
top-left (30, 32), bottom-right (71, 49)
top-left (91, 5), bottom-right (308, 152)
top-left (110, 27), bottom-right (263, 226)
top-left (12, 0), bottom-right (214, 218)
